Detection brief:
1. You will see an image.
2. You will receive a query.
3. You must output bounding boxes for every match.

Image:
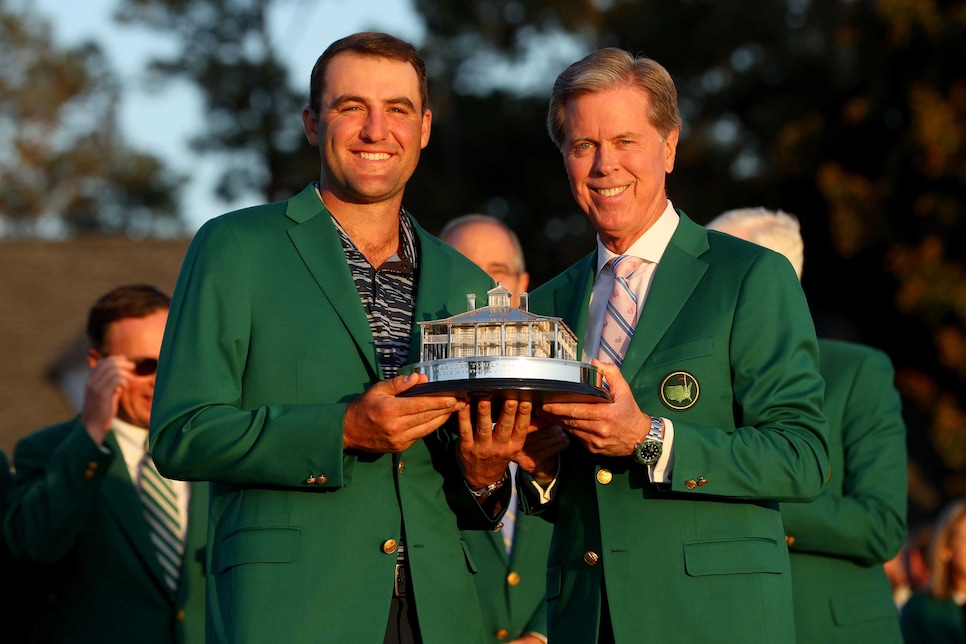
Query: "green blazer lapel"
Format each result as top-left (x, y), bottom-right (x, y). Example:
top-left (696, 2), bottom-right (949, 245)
top-left (284, 186), bottom-right (378, 376)
top-left (621, 213), bottom-right (709, 377)
top-left (412, 219), bottom-right (464, 318)
top-left (100, 432), bottom-right (165, 587)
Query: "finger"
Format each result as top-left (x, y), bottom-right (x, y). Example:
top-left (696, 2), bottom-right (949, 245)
top-left (512, 401), bottom-right (533, 437)
top-left (475, 399), bottom-right (494, 438)
top-left (401, 411), bottom-right (454, 440)
top-left (385, 372), bottom-right (429, 395)
top-left (492, 399), bottom-right (519, 436)
top-left (591, 360), bottom-right (630, 397)
top-left (457, 403), bottom-right (475, 445)
top-left (541, 399), bottom-right (609, 425)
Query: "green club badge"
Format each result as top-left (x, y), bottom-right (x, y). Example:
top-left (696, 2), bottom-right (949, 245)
top-left (660, 371), bottom-right (699, 410)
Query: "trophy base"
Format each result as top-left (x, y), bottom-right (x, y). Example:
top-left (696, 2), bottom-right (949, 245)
top-left (399, 356), bottom-right (612, 404)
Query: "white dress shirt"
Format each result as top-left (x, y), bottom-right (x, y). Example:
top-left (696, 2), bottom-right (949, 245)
top-left (583, 199), bottom-right (680, 483)
top-left (112, 418), bottom-right (190, 533)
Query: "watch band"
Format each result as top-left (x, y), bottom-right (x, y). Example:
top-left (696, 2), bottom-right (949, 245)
top-left (632, 416), bottom-right (664, 466)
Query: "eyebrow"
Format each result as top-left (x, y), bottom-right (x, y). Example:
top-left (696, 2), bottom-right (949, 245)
top-left (329, 95), bottom-right (417, 111)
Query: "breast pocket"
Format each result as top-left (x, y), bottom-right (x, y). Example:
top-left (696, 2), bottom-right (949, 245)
top-left (683, 537), bottom-right (786, 576)
top-left (214, 526), bottom-right (300, 574)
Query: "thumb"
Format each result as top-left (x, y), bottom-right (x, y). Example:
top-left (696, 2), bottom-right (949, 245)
top-left (386, 371), bottom-right (428, 395)
top-left (591, 360), bottom-right (629, 398)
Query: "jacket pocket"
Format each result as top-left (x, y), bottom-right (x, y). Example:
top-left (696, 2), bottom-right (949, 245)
top-left (214, 526), bottom-right (300, 574)
top-left (683, 537), bottom-right (785, 576)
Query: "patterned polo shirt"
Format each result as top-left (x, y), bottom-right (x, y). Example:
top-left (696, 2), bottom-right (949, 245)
top-left (330, 211), bottom-right (417, 380)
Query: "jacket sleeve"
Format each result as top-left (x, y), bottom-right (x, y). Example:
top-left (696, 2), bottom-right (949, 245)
top-left (781, 346), bottom-right (907, 564)
top-left (667, 251), bottom-right (830, 501)
top-left (3, 421), bottom-right (115, 563)
top-left (149, 218), bottom-right (352, 488)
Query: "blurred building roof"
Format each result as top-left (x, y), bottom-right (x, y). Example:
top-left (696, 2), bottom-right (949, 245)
top-left (0, 237), bottom-right (191, 458)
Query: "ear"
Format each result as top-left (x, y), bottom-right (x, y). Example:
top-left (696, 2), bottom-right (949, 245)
top-left (302, 104), bottom-right (321, 146)
top-left (664, 127), bottom-right (680, 173)
top-left (420, 109), bottom-right (432, 149)
top-left (87, 348), bottom-right (101, 370)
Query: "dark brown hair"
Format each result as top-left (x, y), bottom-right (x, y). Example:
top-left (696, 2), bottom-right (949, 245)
top-left (308, 32), bottom-right (428, 115)
top-left (86, 284), bottom-right (171, 352)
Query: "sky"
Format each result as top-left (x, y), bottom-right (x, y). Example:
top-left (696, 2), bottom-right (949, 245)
top-left (30, 0), bottom-right (425, 232)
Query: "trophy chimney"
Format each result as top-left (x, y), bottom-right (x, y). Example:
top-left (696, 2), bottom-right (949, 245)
top-left (466, 293), bottom-right (476, 311)
top-left (520, 292), bottom-right (529, 312)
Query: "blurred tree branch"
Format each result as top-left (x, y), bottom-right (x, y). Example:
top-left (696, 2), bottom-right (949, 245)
top-left (0, 0), bottom-right (185, 238)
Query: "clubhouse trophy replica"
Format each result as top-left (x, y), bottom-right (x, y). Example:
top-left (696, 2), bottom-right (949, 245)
top-left (400, 284), bottom-right (611, 404)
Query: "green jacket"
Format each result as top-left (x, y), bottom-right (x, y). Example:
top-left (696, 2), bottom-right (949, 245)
top-left (3, 420), bottom-right (208, 643)
top-left (525, 212), bottom-right (830, 644)
top-left (901, 591), bottom-right (966, 644)
top-left (782, 339), bottom-right (906, 642)
top-left (150, 185), bottom-right (497, 643)
top-left (462, 492), bottom-right (553, 642)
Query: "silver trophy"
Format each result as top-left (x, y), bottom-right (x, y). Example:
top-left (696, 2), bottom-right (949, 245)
top-left (399, 284), bottom-right (611, 404)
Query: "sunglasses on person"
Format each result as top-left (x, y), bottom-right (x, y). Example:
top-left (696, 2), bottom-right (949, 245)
top-left (131, 358), bottom-right (159, 376)
top-left (92, 351), bottom-right (159, 376)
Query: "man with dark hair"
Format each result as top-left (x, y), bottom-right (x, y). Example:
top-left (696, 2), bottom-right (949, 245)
top-left (150, 32), bottom-right (534, 643)
top-left (3, 284), bottom-right (208, 643)
top-left (520, 48), bottom-right (830, 643)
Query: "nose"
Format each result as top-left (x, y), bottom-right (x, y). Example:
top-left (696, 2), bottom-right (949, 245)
top-left (593, 143), bottom-right (619, 175)
top-left (360, 110), bottom-right (387, 141)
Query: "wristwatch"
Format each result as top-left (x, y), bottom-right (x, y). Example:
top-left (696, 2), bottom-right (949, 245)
top-left (632, 416), bottom-right (664, 466)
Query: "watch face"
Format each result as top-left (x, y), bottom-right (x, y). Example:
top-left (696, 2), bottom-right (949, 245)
top-left (636, 440), bottom-right (662, 465)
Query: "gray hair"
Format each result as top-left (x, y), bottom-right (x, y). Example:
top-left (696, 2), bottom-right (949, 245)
top-left (547, 47), bottom-right (681, 150)
top-left (706, 207), bottom-right (805, 279)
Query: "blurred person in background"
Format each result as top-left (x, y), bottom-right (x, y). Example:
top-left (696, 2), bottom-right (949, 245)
top-left (708, 207), bottom-right (907, 643)
top-left (900, 499), bottom-right (966, 643)
top-left (2, 284), bottom-right (208, 643)
top-left (441, 214), bottom-right (552, 644)
top-left (0, 449), bottom-right (46, 641)
top-left (887, 522), bottom-right (935, 609)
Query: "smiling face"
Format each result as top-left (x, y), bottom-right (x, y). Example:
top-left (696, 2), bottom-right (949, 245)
top-left (561, 85), bottom-right (679, 254)
top-left (303, 52), bottom-right (431, 209)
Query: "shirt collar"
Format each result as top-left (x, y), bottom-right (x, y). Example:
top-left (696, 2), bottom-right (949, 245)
top-left (595, 200), bottom-right (679, 277)
top-left (110, 417), bottom-right (150, 468)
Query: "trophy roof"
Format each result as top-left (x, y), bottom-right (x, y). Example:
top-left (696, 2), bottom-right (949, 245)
top-left (429, 306), bottom-right (554, 325)
top-left (419, 283), bottom-right (565, 327)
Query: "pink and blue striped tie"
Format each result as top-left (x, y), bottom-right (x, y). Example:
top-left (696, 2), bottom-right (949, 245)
top-left (597, 255), bottom-right (644, 367)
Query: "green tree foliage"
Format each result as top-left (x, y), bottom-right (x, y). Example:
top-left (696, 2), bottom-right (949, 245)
top-left (0, 0), bottom-right (184, 238)
top-left (114, 0), bottom-right (316, 204)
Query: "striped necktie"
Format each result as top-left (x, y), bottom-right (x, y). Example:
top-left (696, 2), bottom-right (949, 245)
top-left (138, 440), bottom-right (184, 595)
top-left (597, 255), bottom-right (645, 367)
